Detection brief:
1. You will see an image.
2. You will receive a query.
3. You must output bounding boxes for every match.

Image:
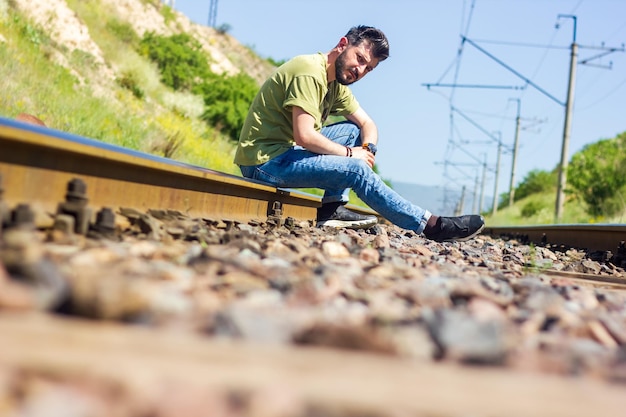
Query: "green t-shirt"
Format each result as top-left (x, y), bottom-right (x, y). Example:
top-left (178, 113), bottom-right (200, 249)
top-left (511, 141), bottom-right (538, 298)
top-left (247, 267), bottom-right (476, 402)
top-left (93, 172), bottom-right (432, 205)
top-left (234, 53), bottom-right (360, 166)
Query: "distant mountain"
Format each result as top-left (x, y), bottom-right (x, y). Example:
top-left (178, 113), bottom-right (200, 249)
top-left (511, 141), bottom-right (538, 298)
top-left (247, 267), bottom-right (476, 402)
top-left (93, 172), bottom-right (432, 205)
top-left (390, 180), bottom-right (492, 216)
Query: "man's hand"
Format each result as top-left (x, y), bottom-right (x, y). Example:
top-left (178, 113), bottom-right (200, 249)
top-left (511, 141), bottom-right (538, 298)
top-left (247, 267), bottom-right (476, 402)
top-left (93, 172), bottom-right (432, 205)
top-left (350, 146), bottom-right (375, 168)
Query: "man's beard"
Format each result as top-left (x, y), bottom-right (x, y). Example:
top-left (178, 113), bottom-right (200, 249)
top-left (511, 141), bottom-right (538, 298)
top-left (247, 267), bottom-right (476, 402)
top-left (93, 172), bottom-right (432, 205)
top-left (335, 50), bottom-right (356, 86)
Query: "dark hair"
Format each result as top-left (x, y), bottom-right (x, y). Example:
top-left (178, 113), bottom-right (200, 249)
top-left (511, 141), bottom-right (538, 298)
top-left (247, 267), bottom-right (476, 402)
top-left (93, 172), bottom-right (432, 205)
top-left (345, 25), bottom-right (390, 61)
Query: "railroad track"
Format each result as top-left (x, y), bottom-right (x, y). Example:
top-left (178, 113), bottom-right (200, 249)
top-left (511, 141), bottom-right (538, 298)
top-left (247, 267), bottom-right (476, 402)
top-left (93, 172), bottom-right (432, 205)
top-left (0, 116), bottom-right (324, 230)
top-left (1, 116), bottom-right (624, 288)
top-left (483, 224), bottom-right (626, 255)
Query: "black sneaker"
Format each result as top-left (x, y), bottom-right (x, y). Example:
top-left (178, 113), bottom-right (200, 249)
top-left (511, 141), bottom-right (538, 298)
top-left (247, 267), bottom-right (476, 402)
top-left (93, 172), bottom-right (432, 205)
top-left (423, 215), bottom-right (485, 242)
top-left (316, 203), bottom-right (378, 229)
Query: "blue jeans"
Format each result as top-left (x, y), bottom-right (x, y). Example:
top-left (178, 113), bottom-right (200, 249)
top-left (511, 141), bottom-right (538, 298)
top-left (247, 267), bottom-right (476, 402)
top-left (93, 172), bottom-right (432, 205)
top-left (239, 121), bottom-right (431, 232)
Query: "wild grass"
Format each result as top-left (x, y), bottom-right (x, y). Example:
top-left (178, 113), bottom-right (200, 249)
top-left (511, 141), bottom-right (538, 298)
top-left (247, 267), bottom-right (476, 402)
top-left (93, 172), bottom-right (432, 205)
top-left (484, 191), bottom-right (596, 226)
top-left (0, 4), bottom-right (240, 176)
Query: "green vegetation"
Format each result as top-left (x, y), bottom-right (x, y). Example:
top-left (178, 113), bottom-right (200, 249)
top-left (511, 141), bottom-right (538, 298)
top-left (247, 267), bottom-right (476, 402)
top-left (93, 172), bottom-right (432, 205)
top-left (487, 131), bottom-right (626, 225)
top-left (1, 13), bottom-right (150, 150)
top-left (106, 18), bottom-right (140, 47)
top-left (267, 57), bottom-right (286, 67)
top-left (194, 72), bottom-right (259, 140)
top-left (139, 32), bottom-right (211, 91)
top-left (215, 23), bottom-right (232, 35)
top-left (0, 2), bottom-right (246, 176)
top-left (567, 132), bottom-right (626, 218)
top-left (138, 31), bottom-right (259, 141)
top-left (487, 191), bottom-right (591, 226)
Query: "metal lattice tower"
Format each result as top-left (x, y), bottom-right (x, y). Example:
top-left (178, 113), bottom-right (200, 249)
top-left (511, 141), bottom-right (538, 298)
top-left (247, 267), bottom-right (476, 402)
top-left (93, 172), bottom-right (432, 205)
top-left (208, 0), bottom-right (218, 27)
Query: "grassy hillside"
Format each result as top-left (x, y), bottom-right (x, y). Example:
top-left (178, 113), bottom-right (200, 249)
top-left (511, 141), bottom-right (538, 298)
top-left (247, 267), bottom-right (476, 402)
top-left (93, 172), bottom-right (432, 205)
top-left (0, 0), bottom-right (274, 175)
top-left (485, 191), bottom-right (590, 226)
top-left (485, 184), bottom-right (626, 226)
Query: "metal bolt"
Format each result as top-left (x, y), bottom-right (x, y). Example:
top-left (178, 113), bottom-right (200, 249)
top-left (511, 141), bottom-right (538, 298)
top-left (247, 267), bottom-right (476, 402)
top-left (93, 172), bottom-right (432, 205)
top-left (57, 178), bottom-right (91, 234)
top-left (94, 207), bottom-right (116, 233)
top-left (271, 201), bottom-right (282, 217)
top-left (11, 204), bottom-right (35, 228)
top-left (267, 201), bottom-right (283, 228)
top-left (65, 178), bottom-right (88, 202)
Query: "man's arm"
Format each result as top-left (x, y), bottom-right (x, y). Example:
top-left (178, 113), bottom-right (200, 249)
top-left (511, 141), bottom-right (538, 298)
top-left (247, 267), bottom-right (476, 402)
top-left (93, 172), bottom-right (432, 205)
top-left (345, 107), bottom-right (378, 146)
top-left (292, 106), bottom-right (375, 168)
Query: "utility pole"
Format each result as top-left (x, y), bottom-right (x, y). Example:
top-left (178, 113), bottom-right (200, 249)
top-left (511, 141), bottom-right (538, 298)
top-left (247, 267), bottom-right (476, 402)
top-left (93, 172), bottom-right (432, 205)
top-left (479, 155), bottom-right (487, 214)
top-left (491, 134), bottom-right (502, 216)
top-left (554, 15), bottom-right (577, 223)
top-left (455, 185), bottom-right (466, 216)
top-left (436, 160), bottom-right (479, 215)
top-left (208, 0), bottom-right (218, 28)
top-left (508, 98), bottom-right (521, 206)
top-left (473, 173), bottom-right (479, 213)
top-left (460, 28), bottom-right (623, 222)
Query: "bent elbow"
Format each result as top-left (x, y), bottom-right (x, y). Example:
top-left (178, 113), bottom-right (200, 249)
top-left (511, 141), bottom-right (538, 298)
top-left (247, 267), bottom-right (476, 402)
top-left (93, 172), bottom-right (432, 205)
top-left (293, 132), bottom-right (312, 148)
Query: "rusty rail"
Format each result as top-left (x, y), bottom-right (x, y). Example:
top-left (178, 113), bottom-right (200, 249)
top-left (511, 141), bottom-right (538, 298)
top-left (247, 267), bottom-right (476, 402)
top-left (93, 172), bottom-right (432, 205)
top-left (0, 117), bottom-right (327, 226)
top-left (484, 224), bottom-right (626, 254)
top-left (2, 116), bottom-right (624, 262)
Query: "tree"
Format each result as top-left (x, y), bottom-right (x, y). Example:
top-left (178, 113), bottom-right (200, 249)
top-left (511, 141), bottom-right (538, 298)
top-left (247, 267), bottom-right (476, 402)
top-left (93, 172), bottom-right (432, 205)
top-left (567, 132), bottom-right (626, 217)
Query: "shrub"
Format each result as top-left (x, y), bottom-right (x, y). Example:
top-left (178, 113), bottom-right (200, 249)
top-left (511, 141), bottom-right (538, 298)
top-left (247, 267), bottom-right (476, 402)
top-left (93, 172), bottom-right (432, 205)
top-left (515, 169), bottom-right (556, 201)
top-left (138, 32), bottom-right (211, 91)
top-left (194, 72), bottom-right (259, 140)
top-left (216, 23), bottom-right (231, 35)
top-left (106, 19), bottom-right (139, 46)
top-left (16, 16), bottom-right (48, 46)
top-left (160, 5), bottom-right (176, 24)
top-left (267, 57), bottom-right (286, 67)
top-left (521, 200), bottom-right (545, 218)
top-left (567, 133), bottom-right (626, 217)
top-left (117, 70), bottom-right (144, 99)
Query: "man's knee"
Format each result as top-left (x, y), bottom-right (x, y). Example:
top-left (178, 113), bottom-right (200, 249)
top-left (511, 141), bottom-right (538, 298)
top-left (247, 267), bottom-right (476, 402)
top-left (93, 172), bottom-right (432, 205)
top-left (322, 121), bottom-right (362, 144)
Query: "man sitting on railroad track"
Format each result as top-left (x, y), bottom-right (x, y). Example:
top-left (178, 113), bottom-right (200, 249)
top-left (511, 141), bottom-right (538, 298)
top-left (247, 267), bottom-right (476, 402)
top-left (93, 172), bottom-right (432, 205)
top-left (234, 25), bottom-right (484, 242)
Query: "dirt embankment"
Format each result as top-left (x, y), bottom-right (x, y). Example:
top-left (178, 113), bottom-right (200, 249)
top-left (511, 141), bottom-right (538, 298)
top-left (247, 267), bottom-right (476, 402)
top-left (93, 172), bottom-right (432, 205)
top-left (10, 0), bottom-right (274, 86)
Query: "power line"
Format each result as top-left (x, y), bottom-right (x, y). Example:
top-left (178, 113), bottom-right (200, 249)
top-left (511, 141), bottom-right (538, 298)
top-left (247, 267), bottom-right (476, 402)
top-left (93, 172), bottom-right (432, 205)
top-left (424, 83), bottom-right (525, 90)
top-left (605, 21), bottom-right (626, 42)
top-left (521, 18), bottom-right (562, 103)
top-left (447, 0), bottom-right (476, 103)
top-left (570, 0), bottom-right (585, 14)
top-left (576, 75), bottom-right (626, 111)
top-left (462, 36), bottom-right (566, 106)
top-left (467, 39), bottom-right (569, 50)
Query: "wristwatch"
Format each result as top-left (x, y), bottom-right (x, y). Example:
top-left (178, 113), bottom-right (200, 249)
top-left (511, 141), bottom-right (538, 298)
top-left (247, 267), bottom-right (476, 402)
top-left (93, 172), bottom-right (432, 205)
top-left (362, 143), bottom-right (377, 155)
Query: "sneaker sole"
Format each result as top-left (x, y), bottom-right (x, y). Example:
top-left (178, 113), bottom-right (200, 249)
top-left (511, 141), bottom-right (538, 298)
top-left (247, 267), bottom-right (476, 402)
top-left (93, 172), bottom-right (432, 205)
top-left (317, 218), bottom-right (378, 230)
top-left (440, 223), bottom-right (486, 242)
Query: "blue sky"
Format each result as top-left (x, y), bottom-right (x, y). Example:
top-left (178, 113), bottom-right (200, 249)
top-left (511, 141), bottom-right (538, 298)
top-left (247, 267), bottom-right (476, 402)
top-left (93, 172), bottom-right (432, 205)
top-left (174, 0), bottom-right (626, 213)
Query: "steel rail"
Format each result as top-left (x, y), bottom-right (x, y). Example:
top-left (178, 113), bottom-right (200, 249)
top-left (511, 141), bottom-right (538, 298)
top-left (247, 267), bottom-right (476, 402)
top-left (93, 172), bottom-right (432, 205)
top-left (484, 224), bottom-right (626, 254)
top-left (0, 117), bottom-right (331, 226)
top-left (540, 271), bottom-right (626, 291)
top-left (1, 117), bottom-right (625, 287)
